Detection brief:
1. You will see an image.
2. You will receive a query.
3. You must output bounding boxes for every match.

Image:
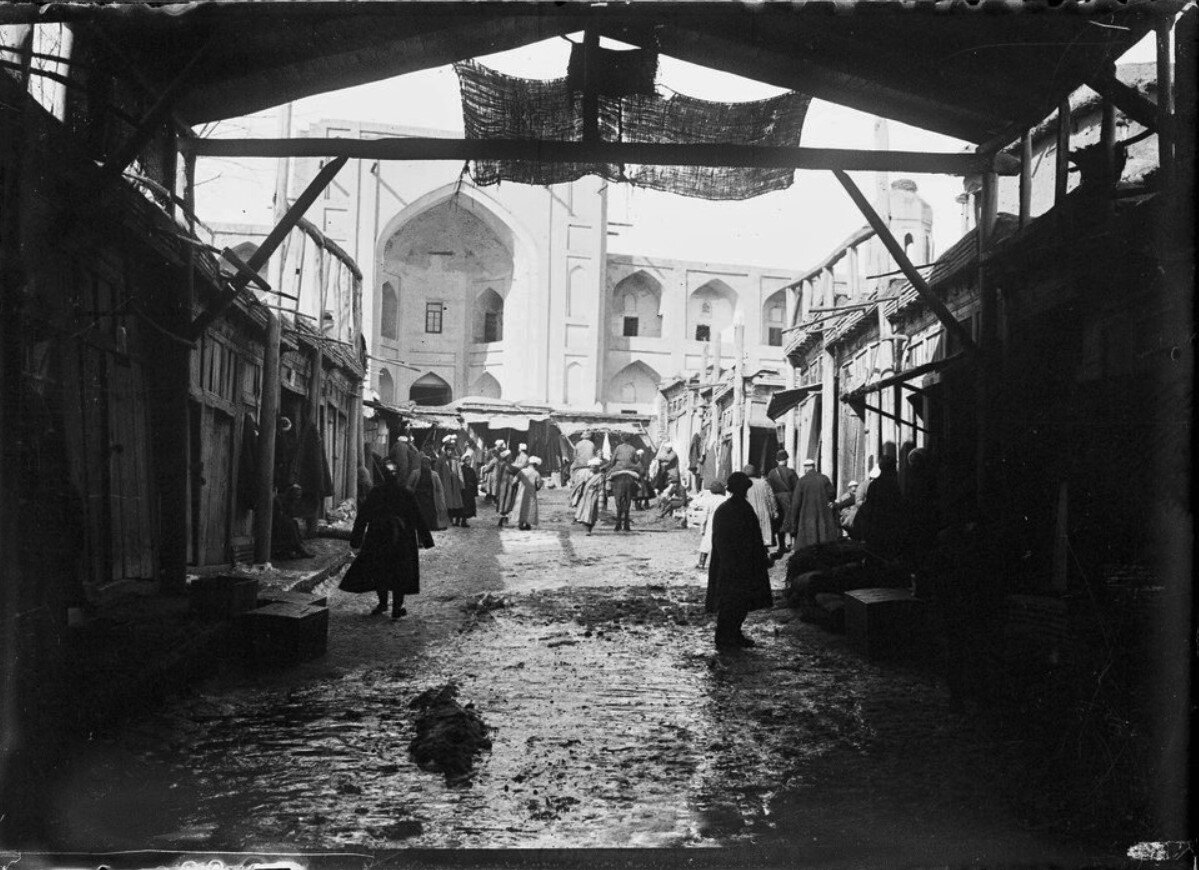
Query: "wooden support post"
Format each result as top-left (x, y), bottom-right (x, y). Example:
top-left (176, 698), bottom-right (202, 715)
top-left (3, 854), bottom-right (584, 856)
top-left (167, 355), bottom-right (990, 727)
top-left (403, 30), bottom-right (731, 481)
top-left (189, 155), bottom-right (348, 340)
top-left (1054, 99), bottom-right (1071, 206)
top-left (1156, 16), bottom-right (1175, 192)
top-left (976, 170), bottom-right (999, 512)
top-left (582, 29), bottom-right (600, 145)
top-left (1019, 131), bottom-right (1033, 228)
top-left (833, 169), bottom-right (976, 354)
top-left (820, 347), bottom-right (836, 481)
top-left (1085, 73), bottom-right (1159, 131)
top-left (253, 312), bottom-right (282, 565)
top-left (733, 323), bottom-right (745, 471)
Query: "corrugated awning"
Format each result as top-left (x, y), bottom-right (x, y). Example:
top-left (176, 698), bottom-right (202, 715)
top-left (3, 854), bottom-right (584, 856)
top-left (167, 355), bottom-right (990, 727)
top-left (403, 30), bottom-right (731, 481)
top-left (842, 353), bottom-right (966, 402)
top-left (766, 382), bottom-right (821, 420)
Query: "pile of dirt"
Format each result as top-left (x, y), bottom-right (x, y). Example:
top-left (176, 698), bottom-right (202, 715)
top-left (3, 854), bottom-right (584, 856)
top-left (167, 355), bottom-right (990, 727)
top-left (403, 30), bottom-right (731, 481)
top-left (519, 585), bottom-right (707, 630)
top-left (408, 683), bottom-right (493, 785)
top-left (462, 591), bottom-right (509, 616)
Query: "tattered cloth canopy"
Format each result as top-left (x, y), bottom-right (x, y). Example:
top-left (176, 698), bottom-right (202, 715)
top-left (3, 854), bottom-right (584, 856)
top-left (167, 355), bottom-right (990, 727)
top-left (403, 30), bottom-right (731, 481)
top-left (454, 60), bottom-right (810, 201)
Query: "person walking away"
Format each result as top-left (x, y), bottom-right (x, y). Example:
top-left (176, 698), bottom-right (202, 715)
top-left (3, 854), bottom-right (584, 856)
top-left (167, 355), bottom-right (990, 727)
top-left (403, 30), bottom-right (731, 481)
top-left (516, 456), bottom-right (544, 530)
top-left (495, 449), bottom-right (519, 527)
top-left (571, 456), bottom-right (606, 535)
top-left (343, 460), bottom-right (434, 619)
top-left (407, 455), bottom-right (448, 531)
top-left (608, 435), bottom-right (642, 532)
top-left (765, 451), bottom-right (799, 557)
top-left (459, 452), bottom-right (479, 528)
top-left (853, 454), bottom-right (904, 562)
top-left (435, 435), bottom-right (466, 526)
top-left (571, 434), bottom-right (596, 486)
top-left (789, 458), bottom-right (838, 551)
top-left (635, 448), bottom-right (653, 509)
top-left (742, 464), bottom-right (778, 552)
top-left (696, 482), bottom-right (728, 569)
top-left (706, 472), bottom-right (774, 650)
top-left (389, 432), bottom-right (422, 491)
top-left (833, 480), bottom-right (860, 537)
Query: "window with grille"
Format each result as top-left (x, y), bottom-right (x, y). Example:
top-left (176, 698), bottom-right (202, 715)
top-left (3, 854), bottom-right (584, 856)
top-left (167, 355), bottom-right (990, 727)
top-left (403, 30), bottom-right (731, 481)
top-left (768, 327), bottom-right (784, 346)
top-left (623, 317), bottom-right (639, 337)
top-left (425, 302), bottom-right (443, 334)
top-left (695, 324), bottom-right (711, 342)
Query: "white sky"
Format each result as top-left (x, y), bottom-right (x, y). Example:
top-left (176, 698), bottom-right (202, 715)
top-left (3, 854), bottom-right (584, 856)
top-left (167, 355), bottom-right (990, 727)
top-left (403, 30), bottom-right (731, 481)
top-left (195, 32), bottom-right (1156, 273)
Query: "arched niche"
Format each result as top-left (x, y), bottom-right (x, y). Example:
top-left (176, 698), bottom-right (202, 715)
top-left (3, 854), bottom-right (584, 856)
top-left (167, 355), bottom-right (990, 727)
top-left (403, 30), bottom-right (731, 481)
top-left (471, 371), bottom-right (502, 399)
top-left (473, 287), bottom-right (504, 343)
top-left (567, 265), bottom-right (587, 319)
top-left (688, 278), bottom-right (738, 343)
top-left (410, 372), bottom-right (452, 406)
top-left (611, 270), bottom-right (663, 338)
top-left (606, 360), bottom-right (661, 406)
top-left (563, 362), bottom-right (585, 406)
top-left (380, 281), bottom-right (399, 340)
top-left (762, 288), bottom-right (786, 347)
top-left (378, 368), bottom-right (395, 405)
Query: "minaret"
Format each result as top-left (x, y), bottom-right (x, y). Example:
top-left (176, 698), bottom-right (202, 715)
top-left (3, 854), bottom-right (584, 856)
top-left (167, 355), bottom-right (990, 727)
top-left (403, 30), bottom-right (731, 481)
top-left (873, 118), bottom-right (892, 225)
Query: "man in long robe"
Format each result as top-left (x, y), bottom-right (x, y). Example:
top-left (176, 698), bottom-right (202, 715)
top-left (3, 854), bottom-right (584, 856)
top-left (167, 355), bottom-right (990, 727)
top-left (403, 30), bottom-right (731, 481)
top-left (459, 453), bottom-right (479, 527)
top-left (435, 435), bottom-right (465, 525)
top-left (766, 451), bottom-right (800, 557)
top-left (495, 449), bottom-right (519, 527)
top-left (407, 455), bottom-right (448, 531)
top-left (608, 436), bottom-right (642, 532)
top-left (570, 457), bottom-right (605, 534)
top-left (789, 458), bottom-right (838, 551)
top-left (743, 464), bottom-right (778, 549)
top-left (343, 462), bottom-right (434, 619)
top-left (706, 472), bottom-right (774, 650)
top-left (571, 435), bottom-right (596, 486)
top-left (516, 457), bottom-right (544, 530)
top-left (854, 454), bottom-right (905, 561)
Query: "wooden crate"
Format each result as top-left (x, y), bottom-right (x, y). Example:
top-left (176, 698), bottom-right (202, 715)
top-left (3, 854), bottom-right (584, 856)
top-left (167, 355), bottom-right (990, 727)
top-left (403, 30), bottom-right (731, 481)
top-left (239, 602), bottom-right (330, 665)
top-left (190, 575), bottom-right (260, 621)
top-left (256, 589), bottom-right (329, 608)
top-left (844, 588), bottom-right (924, 660)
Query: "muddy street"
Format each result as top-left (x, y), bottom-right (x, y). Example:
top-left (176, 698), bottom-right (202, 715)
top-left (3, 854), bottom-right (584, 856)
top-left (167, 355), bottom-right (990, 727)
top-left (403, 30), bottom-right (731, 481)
top-left (54, 487), bottom-right (1100, 863)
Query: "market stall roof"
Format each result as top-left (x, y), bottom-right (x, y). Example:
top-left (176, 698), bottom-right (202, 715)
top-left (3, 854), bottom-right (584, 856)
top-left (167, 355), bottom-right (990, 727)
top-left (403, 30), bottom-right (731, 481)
top-left (766, 382), bottom-right (822, 421)
top-left (37, 1), bottom-right (1173, 146)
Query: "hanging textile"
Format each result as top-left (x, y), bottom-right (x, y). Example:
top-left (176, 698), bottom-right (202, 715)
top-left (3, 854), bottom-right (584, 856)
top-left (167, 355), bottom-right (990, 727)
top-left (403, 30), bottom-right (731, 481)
top-left (454, 60), bottom-right (811, 201)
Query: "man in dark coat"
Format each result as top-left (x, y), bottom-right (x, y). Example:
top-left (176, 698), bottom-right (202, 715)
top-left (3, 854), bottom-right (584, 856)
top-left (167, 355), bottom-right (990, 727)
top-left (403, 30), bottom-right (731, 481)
top-left (788, 458), bottom-right (838, 550)
top-left (853, 454), bottom-right (905, 561)
top-left (706, 471), bottom-right (774, 650)
top-left (344, 462), bottom-right (434, 619)
top-left (608, 435), bottom-right (642, 532)
top-left (766, 450), bottom-right (800, 558)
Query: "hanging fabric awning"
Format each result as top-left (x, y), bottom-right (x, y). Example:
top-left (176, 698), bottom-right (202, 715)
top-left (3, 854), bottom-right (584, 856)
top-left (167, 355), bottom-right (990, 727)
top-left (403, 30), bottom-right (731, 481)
top-left (488, 413), bottom-right (532, 432)
top-left (555, 418), bottom-right (647, 437)
top-left (460, 411), bottom-right (493, 425)
top-left (766, 382), bottom-right (822, 420)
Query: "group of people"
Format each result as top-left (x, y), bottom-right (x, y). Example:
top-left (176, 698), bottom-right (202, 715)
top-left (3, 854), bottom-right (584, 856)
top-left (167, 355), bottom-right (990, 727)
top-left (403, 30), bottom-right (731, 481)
top-left (699, 447), bottom-right (939, 651)
top-left (565, 434), bottom-right (688, 535)
top-left (477, 440), bottom-right (546, 530)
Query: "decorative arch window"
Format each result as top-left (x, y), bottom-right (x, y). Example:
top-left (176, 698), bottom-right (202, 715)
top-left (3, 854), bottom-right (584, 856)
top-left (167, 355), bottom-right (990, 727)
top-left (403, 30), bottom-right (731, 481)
top-left (381, 282), bottom-right (399, 340)
top-left (903, 233), bottom-right (914, 256)
top-left (474, 287), bottom-right (504, 343)
top-left (623, 293), bottom-right (637, 313)
top-left (701, 301), bottom-right (712, 316)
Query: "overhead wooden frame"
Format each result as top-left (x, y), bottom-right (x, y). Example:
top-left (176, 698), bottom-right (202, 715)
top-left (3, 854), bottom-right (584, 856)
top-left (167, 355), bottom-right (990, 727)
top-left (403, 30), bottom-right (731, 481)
top-left (185, 136), bottom-right (1020, 176)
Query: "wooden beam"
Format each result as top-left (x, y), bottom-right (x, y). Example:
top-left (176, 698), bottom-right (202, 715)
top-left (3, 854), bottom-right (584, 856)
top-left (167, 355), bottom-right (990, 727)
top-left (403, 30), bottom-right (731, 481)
top-left (833, 169), bottom-right (976, 355)
top-left (189, 156), bottom-right (348, 340)
top-left (1085, 73), bottom-right (1159, 131)
top-left (1019, 130), bottom-right (1033, 228)
top-left (99, 36), bottom-right (212, 180)
top-left (1054, 99), bottom-right (1071, 205)
top-left (581, 29), bottom-right (599, 145)
top-left (185, 137), bottom-right (1020, 176)
top-left (1157, 17), bottom-right (1175, 189)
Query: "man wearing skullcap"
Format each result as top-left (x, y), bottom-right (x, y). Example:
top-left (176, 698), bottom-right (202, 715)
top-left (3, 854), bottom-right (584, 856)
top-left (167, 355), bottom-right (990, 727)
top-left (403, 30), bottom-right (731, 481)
top-left (608, 434), bottom-right (643, 532)
top-left (570, 434), bottom-right (596, 486)
top-left (495, 448), bottom-right (519, 527)
top-left (706, 472), bottom-right (773, 650)
top-left (833, 480), bottom-right (860, 534)
top-left (766, 450), bottom-right (800, 557)
top-left (434, 433), bottom-right (465, 525)
top-left (788, 457), bottom-right (838, 551)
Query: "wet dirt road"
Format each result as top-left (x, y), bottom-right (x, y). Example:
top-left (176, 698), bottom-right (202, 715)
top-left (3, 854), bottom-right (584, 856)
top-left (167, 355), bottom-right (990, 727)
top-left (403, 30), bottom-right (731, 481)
top-left (53, 486), bottom-right (1111, 864)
